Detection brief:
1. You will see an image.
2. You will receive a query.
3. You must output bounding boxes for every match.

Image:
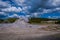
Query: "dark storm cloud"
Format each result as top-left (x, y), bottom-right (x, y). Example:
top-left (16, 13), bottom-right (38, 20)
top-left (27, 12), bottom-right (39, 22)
top-left (24, 0), bottom-right (60, 13)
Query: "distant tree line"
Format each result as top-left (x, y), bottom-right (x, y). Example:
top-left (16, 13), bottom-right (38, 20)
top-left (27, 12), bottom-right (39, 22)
top-left (28, 18), bottom-right (60, 24)
top-left (0, 17), bottom-right (60, 24)
top-left (55, 20), bottom-right (60, 24)
top-left (0, 18), bottom-right (19, 23)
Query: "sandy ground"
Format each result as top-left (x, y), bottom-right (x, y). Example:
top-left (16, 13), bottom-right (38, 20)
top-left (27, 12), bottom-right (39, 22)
top-left (0, 32), bottom-right (60, 40)
top-left (0, 26), bottom-right (60, 40)
top-left (0, 19), bottom-right (60, 40)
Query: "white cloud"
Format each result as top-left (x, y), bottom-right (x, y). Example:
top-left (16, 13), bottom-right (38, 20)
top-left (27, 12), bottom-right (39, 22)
top-left (15, 0), bottom-right (25, 3)
top-left (8, 14), bottom-right (20, 18)
top-left (22, 6), bottom-right (31, 14)
top-left (0, 12), bottom-right (7, 15)
top-left (48, 16), bottom-right (52, 18)
top-left (53, 7), bottom-right (60, 11)
top-left (19, 15), bottom-right (29, 22)
top-left (11, 0), bottom-right (25, 6)
top-left (0, 0), bottom-right (11, 8)
top-left (25, 15), bottom-right (30, 18)
top-left (22, 6), bottom-right (31, 10)
top-left (2, 7), bottom-right (22, 12)
top-left (9, 0), bottom-right (60, 15)
top-left (0, 0), bottom-right (60, 19)
top-left (42, 9), bottom-right (52, 13)
top-left (52, 0), bottom-right (60, 6)
top-left (8, 14), bottom-right (29, 22)
top-left (37, 7), bottom-right (60, 14)
top-left (48, 16), bottom-right (60, 19)
top-left (33, 13), bottom-right (38, 17)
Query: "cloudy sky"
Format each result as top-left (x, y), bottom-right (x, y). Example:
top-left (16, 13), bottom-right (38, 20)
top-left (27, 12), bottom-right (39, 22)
top-left (0, 0), bottom-right (60, 19)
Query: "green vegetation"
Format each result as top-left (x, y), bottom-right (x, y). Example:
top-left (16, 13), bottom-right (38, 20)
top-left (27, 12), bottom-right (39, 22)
top-left (0, 17), bottom-right (60, 24)
top-left (55, 20), bottom-right (60, 24)
top-left (0, 18), bottom-right (19, 23)
top-left (0, 20), bottom-right (4, 23)
top-left (7, 18), bottom-right (18, 23)
top-left (28, 18), bottom-right (60, 24)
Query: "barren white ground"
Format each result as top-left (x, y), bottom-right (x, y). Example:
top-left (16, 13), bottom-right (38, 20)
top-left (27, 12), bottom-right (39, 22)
top-left (0, 19), bottom-right (60, 40)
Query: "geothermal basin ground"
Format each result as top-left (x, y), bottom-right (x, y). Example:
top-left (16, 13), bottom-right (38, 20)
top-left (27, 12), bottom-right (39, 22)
top-left (0, 19), bottom-right (60, 40)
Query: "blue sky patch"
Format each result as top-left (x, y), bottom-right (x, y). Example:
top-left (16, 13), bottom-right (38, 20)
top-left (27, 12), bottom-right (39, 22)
top-left (0, 0), bottom-right (60, 19)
